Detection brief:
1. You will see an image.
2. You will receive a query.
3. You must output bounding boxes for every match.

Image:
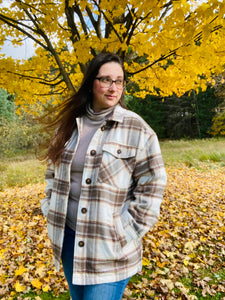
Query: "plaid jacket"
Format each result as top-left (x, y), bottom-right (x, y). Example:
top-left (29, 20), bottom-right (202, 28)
top-left (41, 104), bottom-right (167, 285)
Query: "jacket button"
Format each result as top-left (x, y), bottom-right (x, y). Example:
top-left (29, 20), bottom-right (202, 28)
top-left (117, 149), bottom-right (121, 154)
top-left (90, 150), bottom-right (96, 156)
top-left (86, 178), bottom-right (91, 184)
top-left (81, 208), bottom-right (87, 214)
top-left (78, 241), bottom-right (84, 247)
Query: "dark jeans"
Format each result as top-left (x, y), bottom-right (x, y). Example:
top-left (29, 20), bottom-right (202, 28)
top-left (61, 225), bottom-right (130, 300)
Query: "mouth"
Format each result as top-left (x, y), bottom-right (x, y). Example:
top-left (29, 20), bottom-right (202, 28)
top-left (106, 94), bottom-right (116, 99)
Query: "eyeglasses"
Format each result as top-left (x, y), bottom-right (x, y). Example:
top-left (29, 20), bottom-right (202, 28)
top-left (95, 77), bottom-right (126, 89)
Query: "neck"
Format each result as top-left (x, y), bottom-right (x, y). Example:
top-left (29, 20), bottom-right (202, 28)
top-left (86, 104), bottom-right (114, 121)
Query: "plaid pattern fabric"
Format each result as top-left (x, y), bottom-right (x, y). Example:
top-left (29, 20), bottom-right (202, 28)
top-left (41, 105), bottom-right (167, 285)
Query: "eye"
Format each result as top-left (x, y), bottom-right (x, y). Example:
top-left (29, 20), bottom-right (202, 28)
top-left (116, 79), bottom-right (123, 85)
top-left (101, 77), bottom-right (111, 83)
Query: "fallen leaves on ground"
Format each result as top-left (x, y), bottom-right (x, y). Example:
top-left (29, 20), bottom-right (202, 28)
top-left (0, 164), bottom-right (225, 299)
top-left (0, 184), bottom-right (68, 299)
top-left (125, 165), bottom-right (225, 300)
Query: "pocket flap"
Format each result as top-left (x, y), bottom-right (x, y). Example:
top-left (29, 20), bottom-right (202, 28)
top-left (102, 143), bottom-right (136, 159)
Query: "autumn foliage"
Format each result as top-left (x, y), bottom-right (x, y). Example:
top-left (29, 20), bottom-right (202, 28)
top-left (1, 164), bottom-right (225, 299)
top-left (0, 0), bottom-right (225, 113)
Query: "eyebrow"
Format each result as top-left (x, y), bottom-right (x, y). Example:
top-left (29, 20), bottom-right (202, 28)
top-left (98, 75), bottom-right (124, 78)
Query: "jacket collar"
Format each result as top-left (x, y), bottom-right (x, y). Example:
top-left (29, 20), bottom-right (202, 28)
top-left (107, 104), bottom-right (125, 123)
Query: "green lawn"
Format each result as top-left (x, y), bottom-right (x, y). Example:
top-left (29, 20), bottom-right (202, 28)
top-left (160, 137), bottom-right (225, 167)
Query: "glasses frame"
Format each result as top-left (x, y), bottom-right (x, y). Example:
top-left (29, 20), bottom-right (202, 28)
top-left (95, 77), bottom-right (126, 89)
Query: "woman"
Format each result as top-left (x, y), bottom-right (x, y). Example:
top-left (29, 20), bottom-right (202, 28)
top-left (41, 52), bottom-right (167, 300)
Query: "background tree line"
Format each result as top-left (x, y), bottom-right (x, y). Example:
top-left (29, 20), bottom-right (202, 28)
top-left (0, 89), bottom-right (42, 157)
top-left (126, 85), bottom-right (222, 139)
top-left (0, 84), bottom-right (222, 157)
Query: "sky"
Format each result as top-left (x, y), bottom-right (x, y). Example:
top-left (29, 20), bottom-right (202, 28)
top-left (0, 39), bottom-right (35, 60)
top-left (0, 1), bottom-right (36, 59)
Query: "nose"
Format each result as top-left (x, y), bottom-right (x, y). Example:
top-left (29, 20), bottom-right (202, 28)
top-left (108, 81), bottom-right (117, 91)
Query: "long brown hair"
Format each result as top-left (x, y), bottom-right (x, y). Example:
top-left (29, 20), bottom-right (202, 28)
top-left (41, 52), bottom-right (126, 165)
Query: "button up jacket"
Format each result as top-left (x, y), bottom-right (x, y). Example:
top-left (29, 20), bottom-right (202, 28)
top-left (41, 104), bottom-right (167, 285)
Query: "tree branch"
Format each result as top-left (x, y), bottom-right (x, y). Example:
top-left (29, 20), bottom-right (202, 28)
top-left (33, 88), bottom-right (67, 96)
top-left (65, 0), bottom-right (80, 44)
top-left (1, 0), bottom-right (75, 93)
top-left (126, 16), bottom-right (138, 46)
top-left (74, 3), bottom-right (88, 36)
top-left (124, 7), bottom-right (134, 32)
top-left (86, 5), bottom-right (102, 39)
top-left (18, 1), bottom-right (75, 92)
top-left (6, 70), bottom-right (64, 86)
top-left (92, 0), bottom-right (123, 43)
top-left (127, 50), bottom-right (177, 75)
top-left (15, 0), bottom-right (47, 16)
top-left (0, 13), bottom-right (48, 50)
top-left (159, 0), bottom-right (173, 20)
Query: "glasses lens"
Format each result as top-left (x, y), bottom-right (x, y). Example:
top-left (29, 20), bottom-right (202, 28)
top-left (100, 78), bottom-right (110, 87)
top-left (98, 77), bottom-right (125, 89)
top-left (115, 80), bottom-right (124, 88)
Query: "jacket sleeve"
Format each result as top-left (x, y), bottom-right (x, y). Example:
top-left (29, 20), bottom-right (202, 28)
top-left (120, 133), bottom-right (167, 242)
top-left (41, 162), bottom-right (55, 217)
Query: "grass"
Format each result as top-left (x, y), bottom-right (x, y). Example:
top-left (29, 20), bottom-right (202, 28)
top-left (160, 137), bottom-right (225, 168)
top-left (0, 156), bottom-right (46, 191)
top-left (0, 137), bottom-right (225, 190)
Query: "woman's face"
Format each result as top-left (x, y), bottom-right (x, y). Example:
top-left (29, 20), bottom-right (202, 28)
top-left (92, 62), bottom-right (124, 112)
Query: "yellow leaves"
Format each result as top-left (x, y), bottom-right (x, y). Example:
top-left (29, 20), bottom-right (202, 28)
top-left (200, 235), bottom-right (207, 242)
top-left (68, 0), bottom-right (74, 7)
top-left (14, 281), bottom-right (26, 292)
top-left (15, 265), bottom-right (27, 277)
top-left (142, 257), bottom-right (150, 266)
top-left (73, 38), bottom-right (94, 65)
top-left (183, 259), bottom-right (189, 266)
top-left (31, 278), bottom-right (43, 289)
top-left (220, 226), bottom-right (225, 233)
top-left (188, 252), bottom-right (196, 259)
top-left (42, 284), bottom-right (50, 292)
top-left (0, 183), bottom-right (68, 296)
top-left (138, 163), bottom-right (225, 298)
top-left (1, 162), bottom-right (225, 298)
top-left (0, 249), bottom-right (6, 259)
top-left (217, 211), bottom-right (224, 218)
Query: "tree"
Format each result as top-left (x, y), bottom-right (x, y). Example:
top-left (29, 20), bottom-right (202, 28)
top-left (0, 0), bottom-right (225, 113)
top-left (0, 88), bottom-right (15, 120)
top-left (127, 87), bottom-right (220, 139)
top-left (209, 71), bottom-right (225, 135)
top-left (162, 88), bottom-right (220, 139)
top-left (126, 94), bottom-right (166, 137)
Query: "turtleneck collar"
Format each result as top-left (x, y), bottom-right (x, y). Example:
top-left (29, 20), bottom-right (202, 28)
top-left (86, 103), bottom-right (115, 121)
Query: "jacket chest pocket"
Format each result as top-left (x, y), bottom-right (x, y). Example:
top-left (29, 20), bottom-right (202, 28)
top-left (97, 143), bottom-right (137, 189)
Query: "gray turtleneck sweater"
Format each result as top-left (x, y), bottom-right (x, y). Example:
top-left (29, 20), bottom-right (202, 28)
top-left (66, 105), bottom-right (114, 231)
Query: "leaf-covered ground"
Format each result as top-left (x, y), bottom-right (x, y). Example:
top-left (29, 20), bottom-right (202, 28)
top-left (0, 164), bottom-right (225, 300)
